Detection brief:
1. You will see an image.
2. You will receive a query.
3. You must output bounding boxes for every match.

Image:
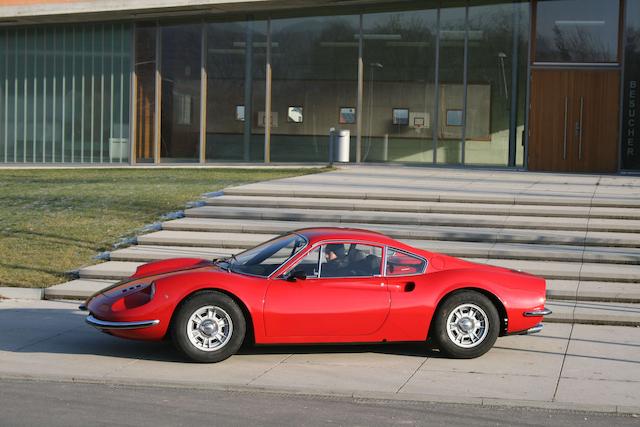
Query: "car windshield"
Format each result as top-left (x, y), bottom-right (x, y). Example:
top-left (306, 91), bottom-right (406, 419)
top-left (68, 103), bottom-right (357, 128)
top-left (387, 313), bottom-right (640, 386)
top-left (219, 233), bottom-right (307, 277)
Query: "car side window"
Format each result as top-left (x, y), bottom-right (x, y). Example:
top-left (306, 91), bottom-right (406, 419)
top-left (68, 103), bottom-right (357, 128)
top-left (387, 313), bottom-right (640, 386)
top-left (319, 243), bottom-right (383, 278)
top-left (386, 248), bottom-right (427, 276)
top-left (290, 247), bottom-right (321, 279)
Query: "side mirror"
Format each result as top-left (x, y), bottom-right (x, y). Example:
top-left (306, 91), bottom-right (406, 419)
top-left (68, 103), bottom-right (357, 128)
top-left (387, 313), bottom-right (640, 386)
top-left (285, 270), bottom-right (307, 282)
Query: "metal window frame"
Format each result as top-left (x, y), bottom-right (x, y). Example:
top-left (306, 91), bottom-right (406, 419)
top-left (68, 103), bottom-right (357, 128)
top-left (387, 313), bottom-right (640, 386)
top-left (264, 18), bottom-right (272, 163)
top-left (129, 23), bottom-right (135, 165)
top-left (199, 21), bottom-right (207, 164)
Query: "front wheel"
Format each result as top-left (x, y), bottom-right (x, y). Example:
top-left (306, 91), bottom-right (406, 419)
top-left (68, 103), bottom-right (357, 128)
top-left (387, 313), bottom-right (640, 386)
top-left (171, 291), bottom-right (245, 363)
top-left (432, 291), bottom-right (500, 359)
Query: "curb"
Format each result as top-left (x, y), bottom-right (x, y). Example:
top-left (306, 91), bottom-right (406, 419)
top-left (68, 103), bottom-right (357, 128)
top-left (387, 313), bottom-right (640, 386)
top-left (0, 373), bottom-right (638, 416)
top-left (0, 287), bottom-right (44, 300)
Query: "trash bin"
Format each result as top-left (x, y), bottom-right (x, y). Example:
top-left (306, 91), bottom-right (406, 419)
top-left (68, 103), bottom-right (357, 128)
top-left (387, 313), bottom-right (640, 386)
top-left (336, 130), bottom-right (350, 162)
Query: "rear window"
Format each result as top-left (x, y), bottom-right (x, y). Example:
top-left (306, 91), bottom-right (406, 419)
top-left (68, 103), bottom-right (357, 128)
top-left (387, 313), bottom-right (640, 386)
top-left (385, 248), bottom-right (427, 276)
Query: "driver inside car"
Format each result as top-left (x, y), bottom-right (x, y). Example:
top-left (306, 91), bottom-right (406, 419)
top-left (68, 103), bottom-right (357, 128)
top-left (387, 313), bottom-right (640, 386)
top-left (321, 243), bottom-right (348, 277)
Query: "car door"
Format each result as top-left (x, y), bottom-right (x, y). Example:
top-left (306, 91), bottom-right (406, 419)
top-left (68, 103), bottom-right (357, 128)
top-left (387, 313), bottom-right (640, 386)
top-left (263, 243), bottom-right (390, 338)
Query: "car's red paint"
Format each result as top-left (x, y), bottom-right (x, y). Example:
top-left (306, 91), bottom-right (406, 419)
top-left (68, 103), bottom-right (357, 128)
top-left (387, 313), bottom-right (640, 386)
top-left (85, 227), bottom-right (547, 345)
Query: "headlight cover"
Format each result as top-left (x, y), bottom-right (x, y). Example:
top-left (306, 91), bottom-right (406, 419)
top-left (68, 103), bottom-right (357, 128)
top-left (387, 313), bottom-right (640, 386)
top-left (110, 282), bottom-right (156, 312)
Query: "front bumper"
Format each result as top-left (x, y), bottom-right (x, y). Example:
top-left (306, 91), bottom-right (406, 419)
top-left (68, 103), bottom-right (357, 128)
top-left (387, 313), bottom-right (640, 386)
top-left (85, 315), bottom-right (160, 330)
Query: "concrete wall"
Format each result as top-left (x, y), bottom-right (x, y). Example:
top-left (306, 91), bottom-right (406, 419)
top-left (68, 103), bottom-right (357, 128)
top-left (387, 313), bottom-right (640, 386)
top-left (0, 0), bottom-right (337, 23)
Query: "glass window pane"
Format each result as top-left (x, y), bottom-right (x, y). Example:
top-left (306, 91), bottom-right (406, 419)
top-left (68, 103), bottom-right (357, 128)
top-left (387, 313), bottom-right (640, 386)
top-left (230, 233), bottom-right (307, 277)
top-left (465, 2), bottom-right (528, 166)
top-left (0, 30), bottom-right (8, 163)
top-left (270, 15), bottom-right (359, 162)
top-left (206, 20), bottom-right (267, 162)
top-left (134, 23), bottom-right (156, 163)
top-left (319, 243), bottom-right (382, 278)
top-left (0, 23), bottom-right (131, 164)
top-left (437, 5), bottom-right (466, 164)
top-left (160, 24), bottom-right (202, 163)
top-left (515, 2), bottom-right (529, 167)
top-left (363, 6), bottom-right (438, 163)
top-left (289, 246), bottom-right (321, 278)
top-left (535, 0), bottom-right (620, 63)
top-left (386, 248), bottom-right (426, 276)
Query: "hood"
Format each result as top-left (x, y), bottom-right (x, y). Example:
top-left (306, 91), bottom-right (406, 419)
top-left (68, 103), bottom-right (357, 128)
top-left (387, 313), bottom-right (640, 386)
top-left (131, 258), bottom-right (214, 280)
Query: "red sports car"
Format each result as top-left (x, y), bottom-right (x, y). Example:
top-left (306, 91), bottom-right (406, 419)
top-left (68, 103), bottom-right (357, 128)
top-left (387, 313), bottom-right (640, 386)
top-left (82, 228), bottom-right (551, 362)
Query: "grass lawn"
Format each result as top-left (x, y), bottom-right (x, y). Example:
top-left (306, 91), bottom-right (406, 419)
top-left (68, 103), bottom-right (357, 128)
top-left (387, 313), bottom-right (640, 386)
top-left (0, 168), bottom-right (326, 288)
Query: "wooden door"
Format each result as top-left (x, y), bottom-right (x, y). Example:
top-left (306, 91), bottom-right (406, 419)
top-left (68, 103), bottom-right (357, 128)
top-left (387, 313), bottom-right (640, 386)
top-left (529, 69), bottom-right (620, 172)
top-left (570, 70), bottom-right (620, 173)
top-left (528, 70), bottom-right (573, 172)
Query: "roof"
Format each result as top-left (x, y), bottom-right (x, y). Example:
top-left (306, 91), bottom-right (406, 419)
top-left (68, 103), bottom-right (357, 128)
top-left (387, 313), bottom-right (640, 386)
top-left (293, 227), bottom-right (403, 247)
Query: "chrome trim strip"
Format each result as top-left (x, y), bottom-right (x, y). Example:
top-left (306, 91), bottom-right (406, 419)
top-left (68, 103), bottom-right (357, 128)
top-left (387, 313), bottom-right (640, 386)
top-left (523, 308), bottom-right (552, 317)
top-left (86, 315), bottom-right (159, 330)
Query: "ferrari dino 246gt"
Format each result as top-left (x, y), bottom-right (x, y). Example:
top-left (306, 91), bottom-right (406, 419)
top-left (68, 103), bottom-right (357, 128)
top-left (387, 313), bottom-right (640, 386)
top-left (82, 228), bottom-right (551, 362)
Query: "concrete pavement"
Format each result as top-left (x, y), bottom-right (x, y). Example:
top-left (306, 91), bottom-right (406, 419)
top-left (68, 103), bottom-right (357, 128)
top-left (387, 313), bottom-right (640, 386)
top-left (1, 298), bottom-right (639, 415)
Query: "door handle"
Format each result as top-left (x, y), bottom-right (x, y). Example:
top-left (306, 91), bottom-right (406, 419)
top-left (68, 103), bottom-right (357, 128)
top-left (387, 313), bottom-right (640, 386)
top-left (563, 96), bottom-right (568, 160)
top-left (389, 282), bottom-right (416, 292)
top-left (578, 96), bottom-right (584, 160)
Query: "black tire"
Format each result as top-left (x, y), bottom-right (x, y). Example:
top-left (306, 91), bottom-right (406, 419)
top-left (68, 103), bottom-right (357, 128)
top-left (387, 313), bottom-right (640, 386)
top-left (432, 290), bottom-right (500, 359)
top-left (171, 291), bottom-right (246, 363)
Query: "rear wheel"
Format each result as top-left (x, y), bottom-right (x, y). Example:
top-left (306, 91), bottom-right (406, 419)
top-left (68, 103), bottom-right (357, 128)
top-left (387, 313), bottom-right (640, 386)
top-left (432, 291), bottom-right (499, 359)
top-left (171, 291), bottom-right (245, 363)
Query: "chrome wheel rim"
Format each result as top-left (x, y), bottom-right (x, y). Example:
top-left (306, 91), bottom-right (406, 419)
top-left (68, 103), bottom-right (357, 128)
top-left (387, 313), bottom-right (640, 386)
top-left (446, 303), bottom-right (489, 349)
top-left (186, 305), bottom-right (233, 352)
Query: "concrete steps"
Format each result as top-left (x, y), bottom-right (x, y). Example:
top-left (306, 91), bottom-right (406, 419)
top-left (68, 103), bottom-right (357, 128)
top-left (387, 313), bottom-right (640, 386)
top-left (207, 195), bottom-right (640, 220)
top-left (166, 216), bottom-right (640, 248)
top-left (223, 183), bottom-right (640, 208)
top-left (184, 205), bottom-right (640, 233)
top-left (54, 167), bottom-right (640, 328)
top-left (160, 218), bottom-right (640, 264)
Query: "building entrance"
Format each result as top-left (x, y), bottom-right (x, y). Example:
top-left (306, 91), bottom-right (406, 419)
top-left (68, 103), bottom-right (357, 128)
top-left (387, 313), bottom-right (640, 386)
top-left (528, 0), bottom-right (622, 172)
top-left (528, 69), bottom-right (620, 172)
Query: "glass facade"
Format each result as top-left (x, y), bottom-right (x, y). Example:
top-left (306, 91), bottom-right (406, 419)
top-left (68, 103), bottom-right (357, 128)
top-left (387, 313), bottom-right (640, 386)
top-left (0, 24), bottom-right (131, 163)
top-left (16, 1), bottom-right (640, 170)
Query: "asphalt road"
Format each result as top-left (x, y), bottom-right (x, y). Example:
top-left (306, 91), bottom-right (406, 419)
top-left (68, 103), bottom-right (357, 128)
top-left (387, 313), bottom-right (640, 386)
top-left (0, 379), bottom-right (637, 427)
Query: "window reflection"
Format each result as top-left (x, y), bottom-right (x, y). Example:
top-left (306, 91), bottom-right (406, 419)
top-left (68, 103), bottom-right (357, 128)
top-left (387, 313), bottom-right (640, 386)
top-left (437, 6), bottom-right (465, 164)
top-left (0, 24), bottom-right (131, 164)
top-left (362, 6), bottom-right (438, 163)
top-left (160, 24), bottom-right (201, 163)
top-left (465, 2), bottom-right (528, 166)
top-left (206, 20), bottom-right (266, 162)
top-left (270, 15), bottom-right (359, 162)
top-left (535, 0), bottom-right (620, 63)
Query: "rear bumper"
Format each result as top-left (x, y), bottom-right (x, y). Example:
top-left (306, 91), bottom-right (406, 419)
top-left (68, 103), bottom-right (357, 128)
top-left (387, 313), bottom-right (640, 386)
top-left (523, 308), bottom-right (552, 317)
top-left (85, 315), bottom-right (159, 330)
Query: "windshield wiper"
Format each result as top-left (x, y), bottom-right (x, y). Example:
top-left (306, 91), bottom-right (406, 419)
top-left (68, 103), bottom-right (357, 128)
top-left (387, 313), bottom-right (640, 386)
top-left (214, 254), bottom-right (238, 272)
